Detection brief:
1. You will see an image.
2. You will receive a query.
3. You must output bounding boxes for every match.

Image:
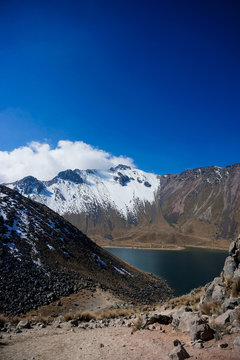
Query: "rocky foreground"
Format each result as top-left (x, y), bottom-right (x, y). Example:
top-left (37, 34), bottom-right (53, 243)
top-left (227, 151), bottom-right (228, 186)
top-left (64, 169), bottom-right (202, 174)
top-left (1, 319), bottom-right (239, 360)
top-left (1, 237), bottom-right (240, 359)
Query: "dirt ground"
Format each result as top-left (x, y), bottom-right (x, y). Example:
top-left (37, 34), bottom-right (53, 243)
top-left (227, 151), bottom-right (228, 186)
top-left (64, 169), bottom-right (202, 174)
top-left (23, 288), bottom-right (123, 319)
top-left (1, 321), bottom-right (240, 360)
top-left (1, 289), bottom-right (239, 360)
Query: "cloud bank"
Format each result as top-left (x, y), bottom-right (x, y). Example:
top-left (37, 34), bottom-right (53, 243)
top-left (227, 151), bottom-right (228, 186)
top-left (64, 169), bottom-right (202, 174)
top-left (0, 140), bottom-right (135, 183)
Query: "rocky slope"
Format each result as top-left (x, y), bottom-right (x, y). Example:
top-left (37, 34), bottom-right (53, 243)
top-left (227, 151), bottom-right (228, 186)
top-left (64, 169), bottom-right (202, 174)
top-left (6, 163), bottom-right (240, 248)
top-left (0, 185), bottom-right (171, 316)
top-left (1, 237), bottom-right (240, 360)
top-left (168, 236), bottom-right (240, 338)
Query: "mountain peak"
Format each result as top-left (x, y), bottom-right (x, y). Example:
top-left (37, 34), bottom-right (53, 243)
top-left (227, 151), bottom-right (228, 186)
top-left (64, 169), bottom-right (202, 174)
top-left (109, 164), bottom-right (132, 172)
top-left (56, 169), bottom-right (84, 184)
top-left (13, 175), bottom-right (46, 195)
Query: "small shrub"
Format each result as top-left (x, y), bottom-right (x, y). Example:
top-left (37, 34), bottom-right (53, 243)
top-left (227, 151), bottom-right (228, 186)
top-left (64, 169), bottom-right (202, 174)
top-left (9, 316), bottom-right (21, 326)
top-left (166, 289), bottom-right (204, 310)
top-left (200, 301), bottom-right (222, 316)
top-left (74, 311), bottom-right (96, 322)
top-left (141, 305), bottom-right (151, 312)
top-left (63, 312), bottom-right (74, 322)
top-left (231, 277), bottom-right (240, 298)
top-left (132, 316), bottom-right (144, 332)
top-left (0, 314), bottom-right (7, 328)
top-left (97, 308), bottom-right (134, 320)
top-left (34, 315), bottom-right (52, 325)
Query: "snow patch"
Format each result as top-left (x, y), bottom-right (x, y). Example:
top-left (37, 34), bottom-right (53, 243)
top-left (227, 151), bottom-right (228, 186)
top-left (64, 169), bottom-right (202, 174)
top-left (96, 256), bottom-right (107, 268)
top-left (33, 258), bottom-right (42, 267)
top-left (113, 265), bottom-right (125, 275)
top-left (0, 209), bottom-right (7, 220)
top-left (112, 265), bottom-right (133, 276)
top-left (46, 243), bottom-right (55, 251)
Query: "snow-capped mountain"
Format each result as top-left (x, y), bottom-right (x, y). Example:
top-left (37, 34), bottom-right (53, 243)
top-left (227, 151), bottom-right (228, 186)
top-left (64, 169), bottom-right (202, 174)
top-left (8, 164), bottom-right (160, 219)
top-left (6, 163), bottom-right (240, 248)
top-left (0, 185), bottom-right (170, 315)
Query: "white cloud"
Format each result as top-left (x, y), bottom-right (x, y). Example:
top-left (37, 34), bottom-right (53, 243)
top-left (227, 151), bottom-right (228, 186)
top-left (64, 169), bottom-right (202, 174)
top-left (0, 140), bottom-right (135, 183)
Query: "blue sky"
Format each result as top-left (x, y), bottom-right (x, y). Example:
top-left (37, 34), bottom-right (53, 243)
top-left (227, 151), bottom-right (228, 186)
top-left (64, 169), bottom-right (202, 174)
top-left (0, 0), bottom-right (240, 176)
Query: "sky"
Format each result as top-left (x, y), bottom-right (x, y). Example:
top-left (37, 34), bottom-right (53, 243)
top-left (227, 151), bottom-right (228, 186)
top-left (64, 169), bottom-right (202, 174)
top-left (0, 0), bottom-right (240, 181)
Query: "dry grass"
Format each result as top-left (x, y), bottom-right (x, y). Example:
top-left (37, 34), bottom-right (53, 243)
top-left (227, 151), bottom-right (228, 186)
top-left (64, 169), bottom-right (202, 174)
top-left (11, 316), bottom-right (21, 326)
top-left (131, 316), bottom-right (144, 333)
top-left (97, 308), bottom-right (134, 320)
top-left (224, 275), bottom-right (233, 292)
top-left (61, 305), bottom-right (148, 323)
top-left (140, 305), bottom-right (152, 312)
top-left (231, 277), bottom-right (240, 298)
top-left (199, 301), bottom-right (222, 316)
top-left (33, 315), bottom-right (53, 324)
top-left (166, 289), bottom-right (204, 310)
top-left (0, 314), bottom-right (8, 328)
top-left (74, 311), bottom-right (96, 322)
top-left (63, 312), bottom-right (74, 322)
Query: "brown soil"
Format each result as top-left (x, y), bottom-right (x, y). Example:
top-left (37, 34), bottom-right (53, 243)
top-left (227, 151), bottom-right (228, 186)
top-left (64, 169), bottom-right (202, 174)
top-left (23, 288), bottom-right (123, 319)
top-left (1, 323), bottom-right (239, 360)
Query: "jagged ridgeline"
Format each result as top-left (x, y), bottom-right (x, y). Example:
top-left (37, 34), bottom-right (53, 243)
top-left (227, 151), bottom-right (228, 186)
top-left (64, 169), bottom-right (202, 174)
top-left (6, 163), bottom-right (240, 248)
top-left (0, 185), bottom-right (171, 316)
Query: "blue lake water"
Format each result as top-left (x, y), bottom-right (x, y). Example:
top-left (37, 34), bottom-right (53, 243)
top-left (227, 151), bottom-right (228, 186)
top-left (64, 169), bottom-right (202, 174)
top-left (106, 247), bottom-right (227, 296)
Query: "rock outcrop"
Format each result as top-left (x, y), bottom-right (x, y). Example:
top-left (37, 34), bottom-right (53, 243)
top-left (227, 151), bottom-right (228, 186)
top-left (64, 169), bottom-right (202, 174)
top-left (200, 236), bottom-right (240, 324)
top-left (151, 236), bottom-right (240, 349)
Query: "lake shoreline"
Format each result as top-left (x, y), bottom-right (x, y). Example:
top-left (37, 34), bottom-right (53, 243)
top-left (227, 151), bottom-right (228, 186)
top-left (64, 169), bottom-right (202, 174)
top-left (105, 245), bottom-right (227, 296)
top-left (103, 244), bottom-right (228, 251)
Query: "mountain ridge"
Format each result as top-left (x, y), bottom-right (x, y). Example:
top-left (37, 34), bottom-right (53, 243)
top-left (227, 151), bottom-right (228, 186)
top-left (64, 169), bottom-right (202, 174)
top-left (5, 162), bottom-right (240, 249)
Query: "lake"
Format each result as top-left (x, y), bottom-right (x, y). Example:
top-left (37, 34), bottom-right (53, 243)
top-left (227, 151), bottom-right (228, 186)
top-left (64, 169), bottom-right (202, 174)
top-left (106, 247), bottom-right (227, 296)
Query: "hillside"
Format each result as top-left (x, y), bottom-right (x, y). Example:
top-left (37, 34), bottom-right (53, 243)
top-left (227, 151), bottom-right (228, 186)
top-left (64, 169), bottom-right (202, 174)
top-left (6, 163), bottom-right (240, 248)
top-left (1, 237), bottom-right (239, 360)
top-left (0, 185), bottom-right (171, 316)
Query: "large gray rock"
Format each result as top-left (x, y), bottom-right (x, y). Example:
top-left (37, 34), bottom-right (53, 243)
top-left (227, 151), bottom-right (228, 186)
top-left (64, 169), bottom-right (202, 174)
top-left (169, 345), bottom-right (190, 360)
top-left (223, 257), bottom-right (236, 278)
top-left (144, 314), bottom-right (172, 328)
top-left (229, 308), bottom-right (240, 328)
top-left (228, 238), bottom-right (240, 256)
top-left (233, 336), bottom-right (240, 348)
top-left (229, 241), bottom-right (237, 256)
top-left (233, 268), bottom-right (240, 281)
top-left (202, 277), bottom-right (225, 303)
top-left (172, 306), bottom-right (195, 330)
top-left (211, 285), bottom-right (226, 302)
top-left (222, 298), bottom-right (239, 310)
top-left (214, 310), bottom-right (232, 327)
top-left (190, 323), bottom-right (215, 342)
top-left (16, 320), bottom-right (31, 330)
top-left (177, 311), bottom-right (201, 332)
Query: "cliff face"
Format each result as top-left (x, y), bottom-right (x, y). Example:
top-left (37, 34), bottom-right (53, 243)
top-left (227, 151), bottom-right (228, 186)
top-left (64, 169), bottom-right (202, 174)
top-left (6, 163), bottom-right (240, 248)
